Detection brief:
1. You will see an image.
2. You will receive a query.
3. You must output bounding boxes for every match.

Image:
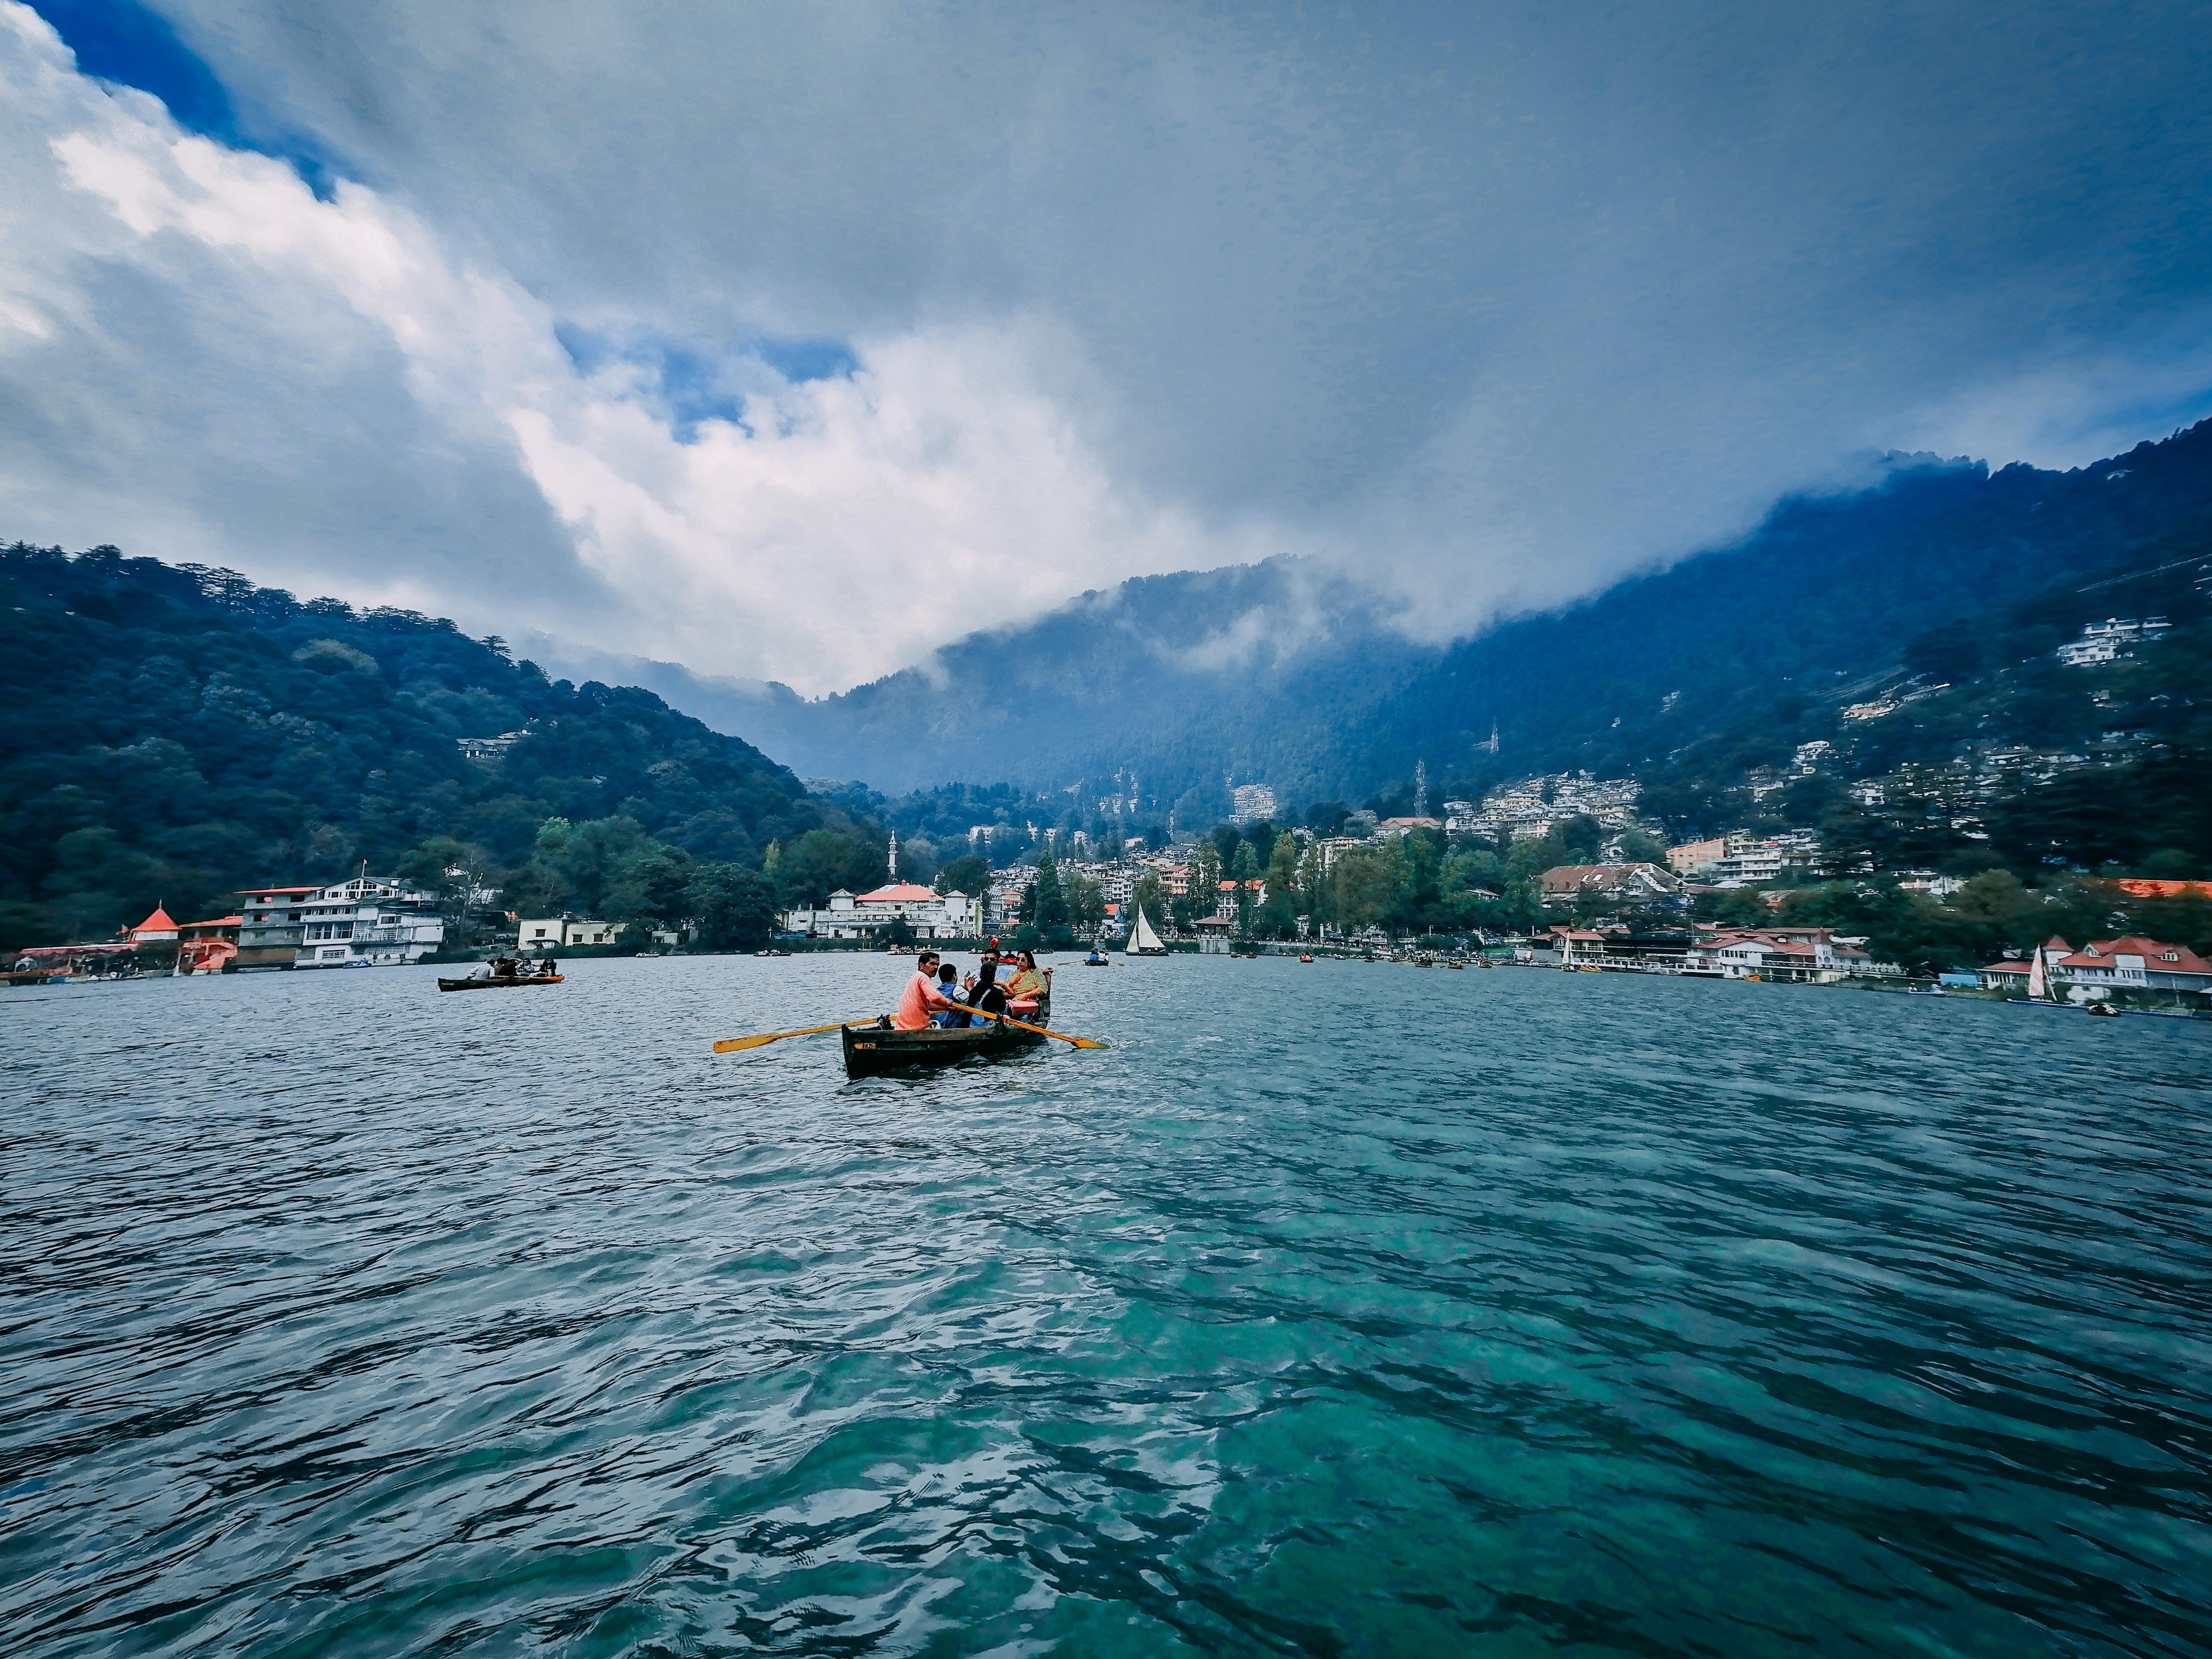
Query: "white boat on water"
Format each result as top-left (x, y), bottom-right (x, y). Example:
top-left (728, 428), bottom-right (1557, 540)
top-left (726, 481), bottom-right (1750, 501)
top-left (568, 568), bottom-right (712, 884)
top-left (1125, 904), bottom-right (1169, 956)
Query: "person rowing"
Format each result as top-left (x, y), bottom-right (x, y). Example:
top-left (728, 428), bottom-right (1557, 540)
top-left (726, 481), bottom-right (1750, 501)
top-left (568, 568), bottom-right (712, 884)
top-left (894, 950), bottom-right (963, 1030)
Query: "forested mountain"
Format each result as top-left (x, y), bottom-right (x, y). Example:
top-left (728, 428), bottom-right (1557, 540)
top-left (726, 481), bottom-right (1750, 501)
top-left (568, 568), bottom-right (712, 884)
top-left (0, 545), bottom-right (878, 946)
top-left (641, 422), bottom-right (2212, 822)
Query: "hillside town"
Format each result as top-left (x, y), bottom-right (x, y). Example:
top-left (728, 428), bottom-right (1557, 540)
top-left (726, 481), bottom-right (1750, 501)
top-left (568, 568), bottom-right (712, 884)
top-left (13, 766), bottom-right (2206, 1012)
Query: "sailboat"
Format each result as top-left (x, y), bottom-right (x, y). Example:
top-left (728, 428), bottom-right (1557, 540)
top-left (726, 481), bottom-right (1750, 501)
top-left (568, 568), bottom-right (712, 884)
top-left (2021, 945), bottom-right (2067, 1008)
top-left (1125, 904), bottom-right (1168, 957)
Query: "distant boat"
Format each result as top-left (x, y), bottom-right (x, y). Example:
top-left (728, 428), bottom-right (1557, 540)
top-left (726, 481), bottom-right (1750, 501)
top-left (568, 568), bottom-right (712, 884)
top-left (1125, 905), bottom-right (1168, 956)
top-left (439, 973), bottom-right (563, 992)
top-left (2019, 945), bottom-right (2068, 1008)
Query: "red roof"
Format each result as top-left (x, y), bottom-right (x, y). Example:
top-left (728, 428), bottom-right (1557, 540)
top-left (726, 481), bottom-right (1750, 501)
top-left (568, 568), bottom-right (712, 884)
top-left (854, 883), bottom-right (938, 903)
top-left (184, 915), bottom-right (242, 930)
top-left (2106, 879), bottom-right (2212, 899)
top-left (2059, 936), bottom-right (2212, 974)
top-left (129, 906), bottom-right (178, 935)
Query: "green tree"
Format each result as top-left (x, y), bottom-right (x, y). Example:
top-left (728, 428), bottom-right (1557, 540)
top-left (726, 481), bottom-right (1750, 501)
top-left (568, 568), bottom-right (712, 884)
top-left (1030, 851), bottom-right (1068, 933)
top-left (1064, 873), bottom-right (1106, 932)
top-left (780, 829), bottom-right (862, 907)
top-left (935, 852), bottom-right (990, 897)
top-left (609, 845), bottom-right (696, 925)
top-left (1331, 847), bottom-right (1390, 932)
top-left (1230, 841), bottom-right (1260, 934)
top-left (1612, 829), bottom-right (1668, 864)
top-left (689, 863), bottom-right (778, 950)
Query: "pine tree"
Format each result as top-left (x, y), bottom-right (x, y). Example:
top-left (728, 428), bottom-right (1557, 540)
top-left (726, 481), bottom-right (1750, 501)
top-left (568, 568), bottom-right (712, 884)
top-left (1030, 850), bottom-right (1067, 932)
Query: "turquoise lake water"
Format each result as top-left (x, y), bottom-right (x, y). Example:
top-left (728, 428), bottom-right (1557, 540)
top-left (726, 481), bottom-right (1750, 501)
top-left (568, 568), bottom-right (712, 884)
top-left (4, 956), bottom-right (2209, 1656)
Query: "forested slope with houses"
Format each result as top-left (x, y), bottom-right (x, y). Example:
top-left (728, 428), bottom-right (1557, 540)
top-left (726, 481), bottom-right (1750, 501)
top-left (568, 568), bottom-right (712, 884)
top-left (0, 544), bottom-right (885, 947)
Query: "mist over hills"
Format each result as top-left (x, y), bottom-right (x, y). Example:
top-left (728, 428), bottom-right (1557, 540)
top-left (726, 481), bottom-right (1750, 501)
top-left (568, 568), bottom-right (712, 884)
top-left (537, 422), bottom-right (2212, 823)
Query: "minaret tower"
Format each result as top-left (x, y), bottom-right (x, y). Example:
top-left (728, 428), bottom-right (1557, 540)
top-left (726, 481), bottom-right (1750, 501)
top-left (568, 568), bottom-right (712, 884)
top-left (888, 830), bottom-right (898, 882)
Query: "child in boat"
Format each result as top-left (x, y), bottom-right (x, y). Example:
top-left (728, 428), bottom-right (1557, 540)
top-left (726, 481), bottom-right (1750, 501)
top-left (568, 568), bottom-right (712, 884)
top-left (930, 961), bottom-right (964, 1025)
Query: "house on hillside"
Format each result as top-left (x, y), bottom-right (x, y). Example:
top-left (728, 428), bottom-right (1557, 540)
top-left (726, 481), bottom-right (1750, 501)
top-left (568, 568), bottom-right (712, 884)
top-left (1539, 863), bottom-right (1681, 907)
top-left (1666, 839), bottom-right (1726, 877)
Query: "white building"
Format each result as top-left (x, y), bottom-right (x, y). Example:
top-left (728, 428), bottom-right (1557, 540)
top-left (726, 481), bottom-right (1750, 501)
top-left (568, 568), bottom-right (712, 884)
top-left (1473, 772), bottom-right (1644, 842)
top-left (782, 883), bottom-right (979, 941)
top-left (2056, 617), bottom-right (2170, 666)
top-left (1230, 783), bottom-right (1280, 825)
top-left (285, 877), bottom-right (446, 968)
top-left (456, 730), bottom-right (529, 760)
top-left (517, 915), bottom-right (623, 951)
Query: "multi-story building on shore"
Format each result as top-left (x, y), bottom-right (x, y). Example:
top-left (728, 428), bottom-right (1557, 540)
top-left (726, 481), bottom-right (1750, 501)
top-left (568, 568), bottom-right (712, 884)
top-left (782, 884), bottom-right (980, 941)
top-left (236, 877), bottom-right (445, 969)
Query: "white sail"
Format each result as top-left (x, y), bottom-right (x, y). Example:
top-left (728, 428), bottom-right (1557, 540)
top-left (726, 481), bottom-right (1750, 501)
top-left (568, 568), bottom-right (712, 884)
top-left (2026, 946), bottom-right (2048, 1001)
top-left (1127, 904), bottom-right (1166, 953)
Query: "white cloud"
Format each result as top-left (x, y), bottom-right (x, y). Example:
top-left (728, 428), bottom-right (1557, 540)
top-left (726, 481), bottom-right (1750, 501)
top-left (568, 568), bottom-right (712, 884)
top-left (8, 0), bottom-right (2212, 696)
top-left (0, 3), bottom-right (1279, 691)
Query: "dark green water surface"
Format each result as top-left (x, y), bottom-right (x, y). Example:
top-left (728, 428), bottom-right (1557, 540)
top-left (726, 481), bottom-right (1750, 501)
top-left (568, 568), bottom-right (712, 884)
top-left (4, 956), bottom-right (2209, 1656)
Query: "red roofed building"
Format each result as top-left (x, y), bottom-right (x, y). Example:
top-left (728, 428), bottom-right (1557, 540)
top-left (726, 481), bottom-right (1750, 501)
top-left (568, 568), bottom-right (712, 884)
top-left (1980, 936), bottom-right (2210, 1002)
top-left (126, 906), bottom-right (179, 944)
top-left (176, 916), bottom-right (242, 974)
top-left (853, 883), bottom-right (939, 906)
top-left (1684, 926), bottom-right (1888, 982)
top-left (783, 882), bottom-right (979, 940)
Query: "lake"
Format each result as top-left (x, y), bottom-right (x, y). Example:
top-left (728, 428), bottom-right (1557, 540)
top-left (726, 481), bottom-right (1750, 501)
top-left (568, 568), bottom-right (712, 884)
top-left (4, 956), bottom-right (2209, 1656)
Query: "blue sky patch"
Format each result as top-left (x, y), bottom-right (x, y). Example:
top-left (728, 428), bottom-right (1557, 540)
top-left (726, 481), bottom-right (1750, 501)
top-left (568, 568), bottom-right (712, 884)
top-left (27, 0), bottom-right (349, 197)
top-left (556, 324), bottom-right (861, 442)
top-left (747, 336), bottom-right (859, 385)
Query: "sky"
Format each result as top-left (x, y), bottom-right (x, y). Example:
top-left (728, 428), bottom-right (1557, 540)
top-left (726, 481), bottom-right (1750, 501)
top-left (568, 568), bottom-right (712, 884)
top-left (4, 1), bottom-right (2212, 694)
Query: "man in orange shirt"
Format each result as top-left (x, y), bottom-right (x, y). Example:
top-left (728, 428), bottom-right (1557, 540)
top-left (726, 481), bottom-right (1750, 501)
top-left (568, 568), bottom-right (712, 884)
top-left (894, 951), bottom-right (960, 1030)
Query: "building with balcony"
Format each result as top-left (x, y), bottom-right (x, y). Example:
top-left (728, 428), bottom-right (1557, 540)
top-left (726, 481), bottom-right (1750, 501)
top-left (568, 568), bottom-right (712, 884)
top-left (238, 877), bottom-right (445, 968)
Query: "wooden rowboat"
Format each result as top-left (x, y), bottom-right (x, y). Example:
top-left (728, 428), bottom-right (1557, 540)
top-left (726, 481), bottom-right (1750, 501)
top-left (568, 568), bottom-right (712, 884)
top-left (438, 974), bottom-right (565, 992)
top-left (840, 1001), bottom-right (1050, 1077)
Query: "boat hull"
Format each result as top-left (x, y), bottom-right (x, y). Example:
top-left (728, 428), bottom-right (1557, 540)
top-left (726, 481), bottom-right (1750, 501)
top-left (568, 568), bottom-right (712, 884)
top-left (841, 1005), bottom-right (1049, 1077)
top-left (438, 975), bottom-right (566, 992)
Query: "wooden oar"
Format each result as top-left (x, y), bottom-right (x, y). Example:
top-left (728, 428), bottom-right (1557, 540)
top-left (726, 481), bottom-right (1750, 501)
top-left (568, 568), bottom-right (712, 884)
top-left (714, 1019), bottom-right (880, 1053)
top-left (978, 1007), bottom-right (1110, 1049)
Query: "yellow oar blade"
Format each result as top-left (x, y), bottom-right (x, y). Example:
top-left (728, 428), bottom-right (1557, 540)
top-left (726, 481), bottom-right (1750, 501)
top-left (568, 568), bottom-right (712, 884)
top-left (712, 1019), bottom-right (874, 1054)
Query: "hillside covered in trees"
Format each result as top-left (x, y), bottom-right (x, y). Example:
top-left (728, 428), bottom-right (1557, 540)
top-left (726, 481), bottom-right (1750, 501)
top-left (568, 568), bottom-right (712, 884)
top-left (666, 421), bottom-right (2212, 823)
top-left (0, 545), bottom-right (891, 948)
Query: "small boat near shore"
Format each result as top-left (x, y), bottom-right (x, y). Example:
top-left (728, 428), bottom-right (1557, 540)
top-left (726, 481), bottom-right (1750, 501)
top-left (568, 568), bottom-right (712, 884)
top-left (841, 1001), bottom-right (1052, 1077)
top-left (439, 973), bottom-right (565, 992)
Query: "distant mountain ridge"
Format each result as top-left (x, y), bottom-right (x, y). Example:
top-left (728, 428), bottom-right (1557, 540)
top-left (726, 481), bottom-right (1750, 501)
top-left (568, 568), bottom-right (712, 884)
top-left (544, 422), bottom-right (2212, 820)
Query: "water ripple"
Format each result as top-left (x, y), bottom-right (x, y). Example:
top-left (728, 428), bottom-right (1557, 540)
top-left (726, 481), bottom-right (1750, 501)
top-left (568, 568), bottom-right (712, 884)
top-left (3, 958), bottom-right (2209, 1655)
